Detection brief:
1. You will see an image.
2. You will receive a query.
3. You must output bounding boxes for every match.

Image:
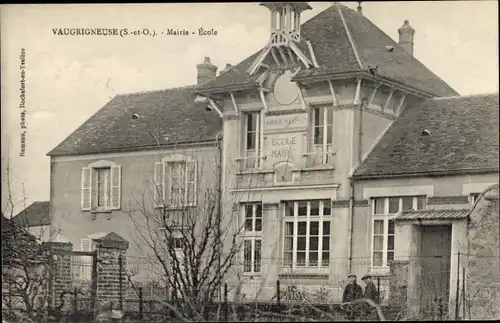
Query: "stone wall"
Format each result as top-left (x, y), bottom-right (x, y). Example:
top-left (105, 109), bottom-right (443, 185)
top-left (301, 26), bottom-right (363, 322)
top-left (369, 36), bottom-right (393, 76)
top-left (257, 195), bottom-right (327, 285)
top-left (46, 232), bottom-right (130, 314)
top-left (467, 184), bottom-right (500, 319)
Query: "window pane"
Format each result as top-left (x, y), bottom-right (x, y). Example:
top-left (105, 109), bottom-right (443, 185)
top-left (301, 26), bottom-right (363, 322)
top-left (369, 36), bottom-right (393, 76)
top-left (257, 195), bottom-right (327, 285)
top-left (373, 252), bottom-right (383, 266)
top-left (322, 252), bottom-right (330, 266)
top-left (374, 220), bottom-right (384, 234)
top-left (284, 237), bottom-right (294, 251)
top-left (255, 204), bottom-right (262, 218)
top-left (388, 235), bottom-right (394, 251)
top-left (374, 198), bottom-right (385, 214)
top-left (322, 237), bottom-right (330, 251)
top-left (284, 252), bottom-right (293, 267)
top-left (247, 113), bottom-right (255, 132)
top-left (296, 252), bottom-right (306, 266)
top-left (389, 198), bottom-right (400, 213)
top-left (254, 240), bottom-right (261, 272)
top-left (298, 201), bottom-right (307, 216)
top-left (323, 221), bottom-right (330, 236)
top-left (417, 196), bottom-right (427, 210)
top-left (244, 240), bottom-right (252, 272)
top-left (309, 252), bottom-right (318, 266)
top-left (309, 237), bottom-right (319, 250)
top-left (255, 219), bottom-right (262, 232)
top-left (314, 127), bottom-right (324, 145)
top-left (245, 205), bottom-right (253, 218)
top-left (373, 236), bottom-right (383, 250)
top-left (402, 197), bottom-right (413, 210)
top-left (322, 200), bottom-right (331, 215)
top-left (285, 222), bottom-right (294, 236)
top-left (309, 222), bottom-right (319, 235)
top-left (246, 133), bottom-right (255, 150)
top-left (314, 107), bottom-right (322, 127)
top-left (388, 219), bottom-right (395, 234)
top-left (310, 200), bottom-right (320, 216)
top-left (298, 222), bottom-right (307, 235)
top-left (245, 218), bottom-right (253, 231)
top-left (297, 237), bottom-right (306, 250)
top-left (327, 125), bottom-right (333, 144)
top-left (387, 251), bottom-right (394, 261)
top-left (285, 202), bottom-right (294, 217)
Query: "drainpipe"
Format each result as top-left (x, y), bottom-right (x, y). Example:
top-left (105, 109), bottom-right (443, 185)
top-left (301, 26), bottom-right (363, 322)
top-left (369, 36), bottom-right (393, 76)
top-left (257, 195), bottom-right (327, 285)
top-left (348, 177), bottom-right (355, 273)
top-left (358, 98), bottom-right (367, 163)
top-left (216, 130), bottom-right (223, 301)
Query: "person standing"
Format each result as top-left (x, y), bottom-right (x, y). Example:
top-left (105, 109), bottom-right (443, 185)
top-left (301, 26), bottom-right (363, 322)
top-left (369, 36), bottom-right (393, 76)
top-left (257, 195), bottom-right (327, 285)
top-left (361, 275), bottom-right (379, 304)
top-left (342, 274), bottom-right (363, 320)
top-left (342, 274), bottom-right (363, 303)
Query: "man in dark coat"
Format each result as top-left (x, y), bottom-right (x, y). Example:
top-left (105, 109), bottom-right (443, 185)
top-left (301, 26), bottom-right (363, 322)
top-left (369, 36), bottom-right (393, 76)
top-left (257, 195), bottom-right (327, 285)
top-left (342, 274), bottom-right (363, 303)
top-left (342, 274), bottom-right (364, 320)
top-left (362, 275), bottom-right (379, 304)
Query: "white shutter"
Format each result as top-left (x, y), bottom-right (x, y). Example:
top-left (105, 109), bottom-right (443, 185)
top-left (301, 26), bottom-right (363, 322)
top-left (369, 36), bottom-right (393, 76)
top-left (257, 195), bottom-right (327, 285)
top-left (154, 162), bottom-right (165, 207)
top-left (186, 160), bottom-right (198, 206)
top-left (80, 238), bottom-right (92, 252)
top-left (110, 165), bottom-right (122, 210)
top-left (81, 167), bottom-right (92, 211)
top-left (80, 238), bottom-right (92, 281)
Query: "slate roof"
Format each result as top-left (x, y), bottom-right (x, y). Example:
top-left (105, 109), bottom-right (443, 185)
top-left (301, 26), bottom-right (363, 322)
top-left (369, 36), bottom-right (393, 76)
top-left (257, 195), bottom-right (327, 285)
top-left (353, 93), bottom-right (500, 178)
top-left (196, 4), bottom-right (457, 97)
top-left (47, 86), bottom-right (222, 156)
top-left (396, 209), bottom-right (470, 221)
top-left (12, 201), bottom-right (51, 228)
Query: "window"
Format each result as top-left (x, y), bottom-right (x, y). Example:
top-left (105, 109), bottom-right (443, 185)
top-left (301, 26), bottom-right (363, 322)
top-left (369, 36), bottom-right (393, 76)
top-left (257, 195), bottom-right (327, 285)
top-left (242, 112), bottom-right (263, 169)
top-left (94, 168), bottom-right (110, 209)
top-left (308, 106), bottom-right (334, 166)
top-left (283, 200), bottom-right (331, 268)
top-left (154, 156), bottom-right (197, 208)
top-left (371, 196), bottom-right (426, 267)
top-left (242, 203), bottom-right (262, 274)
top-left (470, 193), bottom-right (480, 207)
top-left (81, 162), bottom-right (121, 211)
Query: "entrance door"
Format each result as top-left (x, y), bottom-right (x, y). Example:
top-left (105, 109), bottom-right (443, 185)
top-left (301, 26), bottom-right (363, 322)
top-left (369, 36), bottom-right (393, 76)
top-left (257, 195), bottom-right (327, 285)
top-left (420, 225), bottom-right (452, 317)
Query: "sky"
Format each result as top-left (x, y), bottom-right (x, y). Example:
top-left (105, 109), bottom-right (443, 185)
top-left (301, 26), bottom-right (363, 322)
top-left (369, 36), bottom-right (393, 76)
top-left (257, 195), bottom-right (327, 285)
top-left (1, 1), bottom-right (498, 216)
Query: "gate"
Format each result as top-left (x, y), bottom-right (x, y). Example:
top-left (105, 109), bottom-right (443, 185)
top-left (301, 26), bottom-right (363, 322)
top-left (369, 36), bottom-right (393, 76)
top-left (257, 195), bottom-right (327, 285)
top-left (48, 249), bottom-right (98, 319)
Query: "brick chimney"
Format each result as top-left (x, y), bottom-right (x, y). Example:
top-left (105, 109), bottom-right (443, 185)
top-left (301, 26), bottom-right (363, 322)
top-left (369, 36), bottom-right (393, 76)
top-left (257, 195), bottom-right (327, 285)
top-left (219, 63), bottom-right (232, 75)
top-left (196, 57), bottom-right (217, 85)
top-left (398, 20), bottom-right (415, 56)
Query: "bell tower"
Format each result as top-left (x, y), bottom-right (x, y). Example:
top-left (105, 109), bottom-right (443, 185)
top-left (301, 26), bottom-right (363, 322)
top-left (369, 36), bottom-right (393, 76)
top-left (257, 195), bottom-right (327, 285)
top-left (262, 2), bottom-right (311, 45)
top-left (247, 2), bottom-right (314, 76)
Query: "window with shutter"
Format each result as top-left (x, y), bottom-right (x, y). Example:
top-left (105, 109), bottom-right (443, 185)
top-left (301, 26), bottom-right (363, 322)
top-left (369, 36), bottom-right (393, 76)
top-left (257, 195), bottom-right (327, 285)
top-left (156, 155), bottom-right (198, 209)
top-left (81, 161), bottom-right (122, 212)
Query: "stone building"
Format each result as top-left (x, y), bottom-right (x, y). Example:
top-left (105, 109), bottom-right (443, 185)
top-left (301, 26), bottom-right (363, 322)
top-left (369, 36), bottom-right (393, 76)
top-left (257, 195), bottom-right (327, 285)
top-left (47, 2), bottom-right (499, 317)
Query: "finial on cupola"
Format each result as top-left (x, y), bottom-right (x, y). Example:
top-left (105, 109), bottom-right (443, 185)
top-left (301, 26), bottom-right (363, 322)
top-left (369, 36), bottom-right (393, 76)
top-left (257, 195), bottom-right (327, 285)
top-left (357, 1), bottom-right (363, 15)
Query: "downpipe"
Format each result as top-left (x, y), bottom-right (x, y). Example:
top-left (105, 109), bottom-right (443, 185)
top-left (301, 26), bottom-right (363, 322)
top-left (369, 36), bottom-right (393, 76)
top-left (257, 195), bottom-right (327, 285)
top-left (348, 177), bottom-right (355, 273)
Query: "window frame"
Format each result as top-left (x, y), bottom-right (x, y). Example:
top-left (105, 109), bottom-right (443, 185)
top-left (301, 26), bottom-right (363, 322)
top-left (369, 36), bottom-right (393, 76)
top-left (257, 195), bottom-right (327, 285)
top-left (241, 202), bottom-right (263, 274)
top-left (370, 196), bottom-right (427, 269)
top-left (282, 199), bottom-right (332, 269)
top-left (81, 160), bottom-right (121, 212)
top-left (94, 167), bottom-right (111, 210)
top-left (309, 105), bottom-right (335, 165)
top-left (154, 154), bottom-right (198, 209)
top-left (242, 110), bottom-right (264, 169)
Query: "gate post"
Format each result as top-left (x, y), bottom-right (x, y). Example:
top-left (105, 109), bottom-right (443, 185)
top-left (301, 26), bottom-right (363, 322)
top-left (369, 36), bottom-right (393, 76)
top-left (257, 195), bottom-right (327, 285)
top-left (42, 241), bottom-right (73, 309)
top-left (94, 232), bottom-right (129, 311)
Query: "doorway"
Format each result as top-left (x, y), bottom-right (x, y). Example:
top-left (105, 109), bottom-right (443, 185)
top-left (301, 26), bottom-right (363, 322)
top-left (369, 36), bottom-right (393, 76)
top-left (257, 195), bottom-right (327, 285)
top-left (419, 225), bottom-right (452, 317)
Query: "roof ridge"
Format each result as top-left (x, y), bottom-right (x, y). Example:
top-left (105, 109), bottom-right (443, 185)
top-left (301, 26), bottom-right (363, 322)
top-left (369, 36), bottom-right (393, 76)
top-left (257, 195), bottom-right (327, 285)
top-left (116, 84), bottom-right (196, 97)
top-left (431, 92), bottom-right (499, 101)
top-left (335, 3), bottom-right (363, 69)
